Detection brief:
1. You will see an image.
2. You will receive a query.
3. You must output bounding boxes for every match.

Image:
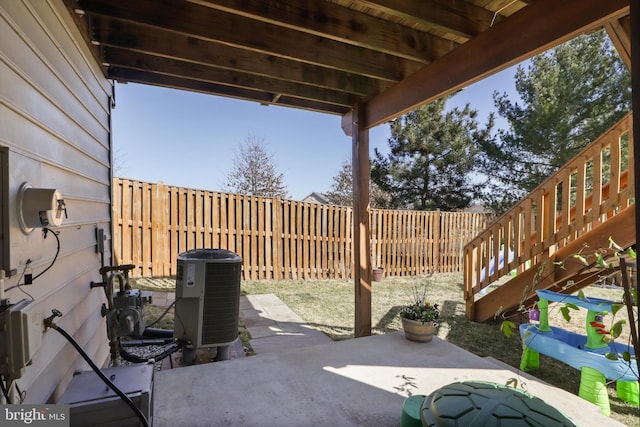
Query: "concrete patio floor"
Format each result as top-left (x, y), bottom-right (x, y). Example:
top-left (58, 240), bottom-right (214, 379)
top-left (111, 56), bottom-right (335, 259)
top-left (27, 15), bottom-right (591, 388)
top-left (241, 293), bottom-right (334, 353)
top-left (153, 295), bottom-right (624, 426)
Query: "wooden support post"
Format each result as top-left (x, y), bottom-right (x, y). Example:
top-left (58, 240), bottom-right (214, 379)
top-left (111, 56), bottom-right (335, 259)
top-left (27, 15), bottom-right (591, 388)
top-left (352, 103), bottom-right (372, 337)
top-left (632, 0), bottom-right (640, 263)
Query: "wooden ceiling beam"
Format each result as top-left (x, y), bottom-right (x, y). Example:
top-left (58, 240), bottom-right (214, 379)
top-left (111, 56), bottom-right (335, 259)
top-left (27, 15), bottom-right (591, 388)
top-left (189, 0), bottom-right (457, 62)
top-left (270, 95), bottom-right (350, 115)
top-left (91, 17), bottom-right (386, 97)
top-left (108, 68), bottom-right (349, 115)
top-left (359, 0), bottom-right (630, 130)
top-left (103, 48), bottom-right (357, 107)
top-left (352, 0), bottom-right (501, 40)
top-left (76, 0), bottom-right (424, 82)
top-left (63, 0), bottom-right (104, 76)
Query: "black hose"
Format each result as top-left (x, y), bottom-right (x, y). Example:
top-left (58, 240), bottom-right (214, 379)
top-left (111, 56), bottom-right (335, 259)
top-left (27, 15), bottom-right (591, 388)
top-left (50, 324), bottom-right (149, 427)
top-left (146, 301), bottom-right (175, 328)
top-left (0, 375), bottom-right (12, 404)
top-left (142, 327), bottom-right (174, 338)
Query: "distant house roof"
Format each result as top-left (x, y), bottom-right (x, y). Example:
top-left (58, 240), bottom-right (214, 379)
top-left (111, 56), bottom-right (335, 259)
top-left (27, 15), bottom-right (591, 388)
top-left (303, 192), bottom-right (330, 204)
top-left (463, 202), bottom-right (491, 214)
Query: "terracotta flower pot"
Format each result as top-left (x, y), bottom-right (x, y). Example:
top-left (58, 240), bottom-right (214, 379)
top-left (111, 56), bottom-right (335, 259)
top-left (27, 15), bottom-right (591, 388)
top-left (401, 317), bottom-right (437, 342)
top-left (372, 267), bottom-right (384, 281)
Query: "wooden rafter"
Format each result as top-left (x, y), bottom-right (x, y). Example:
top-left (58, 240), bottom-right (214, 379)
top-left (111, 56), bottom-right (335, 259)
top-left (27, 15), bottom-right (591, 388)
top-left (353, 0), bottom-right (502, 40)
top-left (66, 0), bottom-right (542, 116)
top-left (103, 49), bottom-right (357, 108)
top-left (91, 18), bottom-right (387, 98)
top-left (78, 0), bottom-right (424, 82)
top-left (108, 68), bottom-right (349, 114)
top-left (605, 16), bottom-right (632, 70)
top-left (189, 0), bottom-right (457, 62)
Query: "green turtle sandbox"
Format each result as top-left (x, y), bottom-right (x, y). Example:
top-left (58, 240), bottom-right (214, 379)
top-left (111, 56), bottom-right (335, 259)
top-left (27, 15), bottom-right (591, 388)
top-left (401, 380), bottom-right (577, 427)
top-left (520, 289), bottom-right (639, 416)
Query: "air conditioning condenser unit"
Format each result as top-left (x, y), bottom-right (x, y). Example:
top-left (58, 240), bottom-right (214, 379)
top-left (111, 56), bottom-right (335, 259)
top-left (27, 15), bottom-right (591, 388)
top-left (173, 249), bottom-right (242, 351)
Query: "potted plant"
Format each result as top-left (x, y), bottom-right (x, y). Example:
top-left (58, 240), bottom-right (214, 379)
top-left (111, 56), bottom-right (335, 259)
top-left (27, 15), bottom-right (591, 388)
top-left (372, 266), bottom-right (385, 281)
top-left (399, 285), bottom-right (440, 342)
top-left (372, 255), bottom-right (384, 281)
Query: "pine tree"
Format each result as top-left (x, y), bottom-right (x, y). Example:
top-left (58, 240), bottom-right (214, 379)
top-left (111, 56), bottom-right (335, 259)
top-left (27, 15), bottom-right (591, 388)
top-left (479, 30), bottom-right (631, 212)
top-left (371, 97), bottom-right (491, 211)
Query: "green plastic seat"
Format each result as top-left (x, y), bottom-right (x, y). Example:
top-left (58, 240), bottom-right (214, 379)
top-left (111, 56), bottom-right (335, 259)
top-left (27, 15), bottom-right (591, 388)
top-left (401, 395), bottom-right (426, 427)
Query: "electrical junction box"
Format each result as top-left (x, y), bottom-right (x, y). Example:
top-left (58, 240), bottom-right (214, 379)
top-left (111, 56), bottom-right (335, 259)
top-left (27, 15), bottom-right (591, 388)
top-left (0, 299), bottom-right (42, 380)
top-left (0, 147), bottom-right (55, 277)
top-left (58, 363), bottom-right (153, 427)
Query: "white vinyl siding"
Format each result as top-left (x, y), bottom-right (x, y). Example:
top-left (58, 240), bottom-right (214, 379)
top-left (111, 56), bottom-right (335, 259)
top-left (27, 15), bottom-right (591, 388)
top-left (0, 0), bottom-right (112, 403)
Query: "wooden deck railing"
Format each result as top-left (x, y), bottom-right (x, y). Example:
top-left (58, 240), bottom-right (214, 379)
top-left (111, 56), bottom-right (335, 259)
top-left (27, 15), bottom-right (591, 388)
top-left (464, 113), bottom-right (634, 318)
top-left (112, 179), bottom-right (490, 280)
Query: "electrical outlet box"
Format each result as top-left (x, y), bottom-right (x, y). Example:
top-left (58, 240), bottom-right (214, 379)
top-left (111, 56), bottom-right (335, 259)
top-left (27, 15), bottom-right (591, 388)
top-left (95, 228), bottom-right (105, 254)
top-left (0, 299), bottom-right (42, 380)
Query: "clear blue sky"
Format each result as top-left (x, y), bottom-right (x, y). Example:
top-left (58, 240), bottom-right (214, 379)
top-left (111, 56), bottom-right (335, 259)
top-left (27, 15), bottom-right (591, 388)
top-left (111, 66), bottom-right (518, 200)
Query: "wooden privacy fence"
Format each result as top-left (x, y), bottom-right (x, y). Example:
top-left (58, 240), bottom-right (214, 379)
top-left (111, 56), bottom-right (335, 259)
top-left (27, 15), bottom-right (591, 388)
top-left (112, 178), bottom-right (489, 280)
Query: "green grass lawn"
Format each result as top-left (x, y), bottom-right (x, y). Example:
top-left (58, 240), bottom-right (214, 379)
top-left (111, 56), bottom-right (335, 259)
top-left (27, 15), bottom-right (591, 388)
top-left (139, 273), bottom-right (639, 425)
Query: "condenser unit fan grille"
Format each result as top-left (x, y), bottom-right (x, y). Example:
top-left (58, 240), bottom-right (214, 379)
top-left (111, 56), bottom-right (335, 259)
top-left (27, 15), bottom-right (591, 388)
top-left (201, 262), bottom-right (241, 346)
